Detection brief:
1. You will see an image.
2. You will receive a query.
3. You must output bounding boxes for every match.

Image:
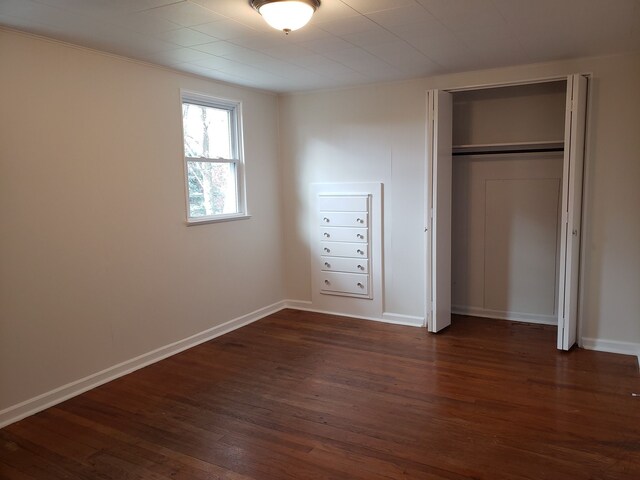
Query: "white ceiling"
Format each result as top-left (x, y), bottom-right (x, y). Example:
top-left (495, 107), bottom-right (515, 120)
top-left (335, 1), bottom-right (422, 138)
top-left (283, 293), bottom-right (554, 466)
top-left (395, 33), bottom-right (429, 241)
top-left (1, 0), bottom-right (639, 93)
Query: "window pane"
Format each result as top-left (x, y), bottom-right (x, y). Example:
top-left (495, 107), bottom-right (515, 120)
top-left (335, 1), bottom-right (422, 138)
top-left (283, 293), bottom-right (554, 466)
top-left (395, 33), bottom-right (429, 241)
top-left (182, 103), bottom-right (232, 159)
top-left (186, 161), bottom-right (237, 218)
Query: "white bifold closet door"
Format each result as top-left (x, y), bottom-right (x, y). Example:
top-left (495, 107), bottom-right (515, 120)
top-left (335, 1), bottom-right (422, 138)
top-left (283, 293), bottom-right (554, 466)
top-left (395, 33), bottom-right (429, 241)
top-left (426, 90), bottom-right (453, 332)
top-left (557, 74), bottom-right (588, 350)
top-left (426, 75), bottom-right (588, 350)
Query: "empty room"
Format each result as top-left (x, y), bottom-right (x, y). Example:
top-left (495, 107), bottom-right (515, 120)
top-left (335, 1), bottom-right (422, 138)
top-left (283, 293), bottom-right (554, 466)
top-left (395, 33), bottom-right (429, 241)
top-left (1, 0), bottom-right (639, 478)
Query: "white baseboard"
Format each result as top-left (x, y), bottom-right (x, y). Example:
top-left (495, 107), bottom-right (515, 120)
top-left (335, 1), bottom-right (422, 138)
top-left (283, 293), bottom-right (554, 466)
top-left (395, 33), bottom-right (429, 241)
top-left (381, 312), bottom-right (424, 327)
top-left (581, 337), bottom-right (640, 366)
top-left (452, 305), bottom-right (557, 326)
top-left (0, 301), bottom-right (287, 429)
top-left (283, 300), bottom-right (424, 327)
top-left (282, 299), bottom-right (313, 310)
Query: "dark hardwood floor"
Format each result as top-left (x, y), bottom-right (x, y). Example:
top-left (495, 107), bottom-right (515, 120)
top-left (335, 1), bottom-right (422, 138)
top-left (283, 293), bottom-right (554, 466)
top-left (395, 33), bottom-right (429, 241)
top-left (2, 309), bottom-right (639, 479)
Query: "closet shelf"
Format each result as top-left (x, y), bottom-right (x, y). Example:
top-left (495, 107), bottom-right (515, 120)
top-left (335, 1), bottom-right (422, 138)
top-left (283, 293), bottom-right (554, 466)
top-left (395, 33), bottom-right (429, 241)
top-left (452, 140), bottom-right (564, 156)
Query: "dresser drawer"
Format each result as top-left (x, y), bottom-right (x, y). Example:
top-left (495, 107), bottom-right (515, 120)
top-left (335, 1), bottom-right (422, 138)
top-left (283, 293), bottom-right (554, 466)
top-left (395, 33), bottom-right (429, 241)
top-left (320, 256), bottom-right (369, 274)
top-left (320, 241), bottom-right (368, 258)
top-left (319, 227), bottom-right (367, 243)
top-left (319, 212), bottom-right (368, 228)
top-left (318, 195), bottom-right (369, 212)
top-left (320, 272), bottom-right (369, 295)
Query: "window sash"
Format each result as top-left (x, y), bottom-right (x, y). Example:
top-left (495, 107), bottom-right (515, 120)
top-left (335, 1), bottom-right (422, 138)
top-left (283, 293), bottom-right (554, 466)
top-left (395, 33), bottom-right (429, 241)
top-left (182, 99), bottom-right (239, 161)
top-left (185, 159), bottom-right (240, 219)
top-left (185, 156), bottom-right (238, 164)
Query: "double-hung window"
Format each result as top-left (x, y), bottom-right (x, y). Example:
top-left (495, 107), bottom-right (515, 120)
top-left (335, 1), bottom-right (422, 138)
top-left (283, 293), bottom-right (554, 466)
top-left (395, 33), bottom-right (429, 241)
top-left (181, 91), bottom-right (247, 224)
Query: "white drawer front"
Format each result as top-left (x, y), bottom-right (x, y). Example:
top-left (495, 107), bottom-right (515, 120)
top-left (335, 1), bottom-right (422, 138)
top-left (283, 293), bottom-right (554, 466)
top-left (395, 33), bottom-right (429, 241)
top-left (320, 227), bottom-right (367, 243)
top-left (321, 241), bottom-right (368, 258)
top-left (320, 272), bottom-right (369, 295)
top-left (318, 195), bottom-right (368, 212)
top-left (320, 256), bottom-right (369, 274)
top-left (319, 212), bottom-right (368, 228)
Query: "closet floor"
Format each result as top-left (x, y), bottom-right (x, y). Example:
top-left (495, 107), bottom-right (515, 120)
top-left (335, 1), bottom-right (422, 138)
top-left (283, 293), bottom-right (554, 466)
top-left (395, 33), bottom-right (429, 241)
top-left (1, 310), bottom-right (639, 479)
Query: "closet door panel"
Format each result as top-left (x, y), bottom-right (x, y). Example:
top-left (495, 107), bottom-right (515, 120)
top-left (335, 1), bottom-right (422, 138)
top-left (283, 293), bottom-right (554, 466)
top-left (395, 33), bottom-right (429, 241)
top-left (428, 89), bottom-right (453, 332)
top-left (558, 74), bottom-right (588, 350)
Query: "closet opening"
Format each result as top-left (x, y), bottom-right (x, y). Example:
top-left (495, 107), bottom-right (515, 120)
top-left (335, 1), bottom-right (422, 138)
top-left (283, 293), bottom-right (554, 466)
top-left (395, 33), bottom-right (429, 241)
top-left (451, 81), bottom-right (566, 331)
top-left (426, 76), bottom-right (588, 350)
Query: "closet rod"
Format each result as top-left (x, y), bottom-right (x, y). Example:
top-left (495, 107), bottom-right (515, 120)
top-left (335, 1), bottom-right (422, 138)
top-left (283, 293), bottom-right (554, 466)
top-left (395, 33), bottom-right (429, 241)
top-left (452, 147), bottom-right (564, 156)
top-left (452, 141), bottom-right (564, 157)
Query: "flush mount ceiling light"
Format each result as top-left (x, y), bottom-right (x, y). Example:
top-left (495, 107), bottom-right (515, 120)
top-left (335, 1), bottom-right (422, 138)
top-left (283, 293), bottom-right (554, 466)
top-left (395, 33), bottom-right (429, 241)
top-left (251, 0), bottom-right (321, 34)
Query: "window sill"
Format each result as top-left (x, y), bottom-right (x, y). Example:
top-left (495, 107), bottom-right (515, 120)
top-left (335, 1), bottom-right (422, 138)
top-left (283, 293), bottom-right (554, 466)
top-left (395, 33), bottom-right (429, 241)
top-left (186, 213), bottom-right (251, 226)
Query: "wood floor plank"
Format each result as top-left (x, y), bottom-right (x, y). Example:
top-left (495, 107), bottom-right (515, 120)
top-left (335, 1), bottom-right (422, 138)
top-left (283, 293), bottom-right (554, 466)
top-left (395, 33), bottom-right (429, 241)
top-left (45, 408), bottom-right (255, 480)
top-left (1, 310), bottom-right (639, 479)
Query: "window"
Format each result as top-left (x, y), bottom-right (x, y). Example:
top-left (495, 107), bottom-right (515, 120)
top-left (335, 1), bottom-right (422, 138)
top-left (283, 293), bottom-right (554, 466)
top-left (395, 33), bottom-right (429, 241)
top-left (181, 91), bottom-right (247, 223)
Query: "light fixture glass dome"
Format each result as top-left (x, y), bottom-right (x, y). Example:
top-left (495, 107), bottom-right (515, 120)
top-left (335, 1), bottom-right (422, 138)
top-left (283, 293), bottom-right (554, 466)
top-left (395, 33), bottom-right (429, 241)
top-left (254, 1), bottom-right (319, 33)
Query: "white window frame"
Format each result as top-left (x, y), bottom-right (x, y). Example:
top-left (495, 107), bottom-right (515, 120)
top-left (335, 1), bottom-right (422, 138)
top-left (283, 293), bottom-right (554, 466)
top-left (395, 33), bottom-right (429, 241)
top-left (181, 90), bottom-right (249, 225)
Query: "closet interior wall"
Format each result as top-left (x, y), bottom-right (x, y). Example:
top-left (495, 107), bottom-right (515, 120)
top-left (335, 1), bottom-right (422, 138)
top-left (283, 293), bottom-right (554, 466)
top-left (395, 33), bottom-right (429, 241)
top-left (451, 81), bottom-right (568, 325)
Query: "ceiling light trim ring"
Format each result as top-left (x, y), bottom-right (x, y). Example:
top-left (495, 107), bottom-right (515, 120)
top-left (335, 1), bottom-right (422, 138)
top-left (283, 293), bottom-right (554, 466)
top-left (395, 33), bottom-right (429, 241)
top-left (250, 0), bottom-right (321, 12)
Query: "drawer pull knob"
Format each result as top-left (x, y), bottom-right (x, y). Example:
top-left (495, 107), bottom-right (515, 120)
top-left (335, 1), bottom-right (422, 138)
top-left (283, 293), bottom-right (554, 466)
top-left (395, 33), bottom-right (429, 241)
top-left (323, 217), bottom-right (330, 223)
top-left (357, 283), bottom-right (364, 288)
top-left (324, 280), bottom-right (330, 285)
top-left (324, 262), bottom-right (330, 268)
top-left (323, 232), bottom-right (330, 237)
top-left (357, 234), bottom-right (364, 239)
top-left (356, 218), bottom-right (363, 223)
top-left (357, 265), bottom-right (364, 270)
top-left (357, 249), bottom-right (364, 255)
top-left (324, 248), bottom-right (330, 253)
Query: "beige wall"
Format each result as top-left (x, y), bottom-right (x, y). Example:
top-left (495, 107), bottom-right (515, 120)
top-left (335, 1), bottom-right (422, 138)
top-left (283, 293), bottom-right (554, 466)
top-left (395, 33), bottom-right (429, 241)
top-left (452, 81), bottom-right (567, 146)
top-left (279, 81), bottom-right (429, 316)
top-left (279, 52), bottom-right (640, 346)
top-left (0, 30), bottom-right (284, 411)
